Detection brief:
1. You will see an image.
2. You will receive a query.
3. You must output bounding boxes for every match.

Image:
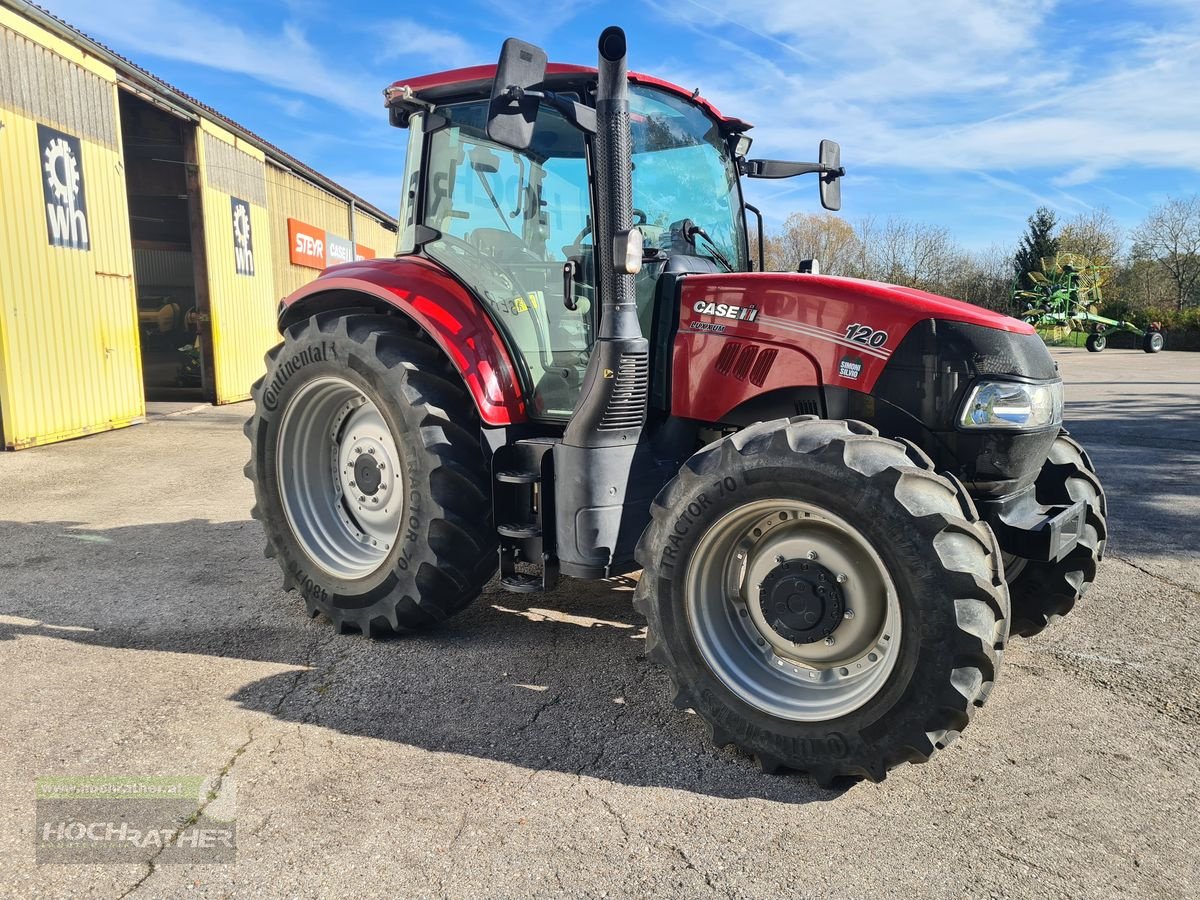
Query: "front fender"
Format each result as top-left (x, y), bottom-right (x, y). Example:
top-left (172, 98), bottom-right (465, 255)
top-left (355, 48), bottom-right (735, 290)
top-left (280, 257), bottom-right (527, 426)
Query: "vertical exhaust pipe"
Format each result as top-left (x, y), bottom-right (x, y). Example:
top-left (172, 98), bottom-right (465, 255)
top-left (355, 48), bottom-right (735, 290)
top-left (563, 25), bottom-right (648, 447)
top-left (591, 27), bottom-right (640, 345)
top-left (556, 26), bottom-right (651, 578)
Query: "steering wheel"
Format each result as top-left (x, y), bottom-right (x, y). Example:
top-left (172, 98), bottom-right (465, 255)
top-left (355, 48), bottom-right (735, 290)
top-left (570, 208), bottom-right (649, 246)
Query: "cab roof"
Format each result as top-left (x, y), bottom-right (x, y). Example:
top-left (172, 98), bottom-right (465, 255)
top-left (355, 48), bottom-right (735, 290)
top-left (386, 63), bottom-right (752, 132)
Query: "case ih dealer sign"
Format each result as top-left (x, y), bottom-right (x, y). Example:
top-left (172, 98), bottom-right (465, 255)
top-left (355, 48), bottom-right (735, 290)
top-left (288, 218), bottom-right (375, 270)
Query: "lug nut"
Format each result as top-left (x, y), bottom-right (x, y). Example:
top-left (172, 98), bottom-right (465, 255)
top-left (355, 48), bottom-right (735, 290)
top-left (807, 550), bottom-right (818, 560)
top-left (775, 555), bottom-right (786, 564)
top-left (369, 448), bottom-right (375, 455)
top-left (843, 609), bottom-right (855, 620)
top-left (836, 573), bottom-right (848, 584)
top-left (824, 636), bottom-right (836, 646)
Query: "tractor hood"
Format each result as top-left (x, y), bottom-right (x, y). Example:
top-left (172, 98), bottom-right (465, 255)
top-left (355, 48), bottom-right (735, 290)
top-left (672, 271), bottom-right (1051, 424)
top-left (680, 272), bottom-right (1033, 336)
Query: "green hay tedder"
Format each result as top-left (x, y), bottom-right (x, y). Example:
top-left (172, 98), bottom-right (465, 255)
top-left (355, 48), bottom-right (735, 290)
top-left (1014, 252), bottom-right (1164, 353)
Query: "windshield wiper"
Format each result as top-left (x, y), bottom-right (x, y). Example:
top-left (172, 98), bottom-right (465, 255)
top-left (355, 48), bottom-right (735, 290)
top-left (685, 223), bottom-right (734, 272)
top-left (474, 167), bottom-right (514, 234)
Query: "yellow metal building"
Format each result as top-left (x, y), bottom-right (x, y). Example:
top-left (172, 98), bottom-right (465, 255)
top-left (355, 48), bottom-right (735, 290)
top-left (0, 1), bottom-right (397, 449)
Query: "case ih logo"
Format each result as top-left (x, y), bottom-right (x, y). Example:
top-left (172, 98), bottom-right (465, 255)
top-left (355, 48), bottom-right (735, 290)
top-left (39, 125), bottom-right (90, 251)
top-left (231, 197), bottom-right (255, 276)
top-left (693, 300), bottom-right (759, 322)
top-left (288, 218), bottom-right (375, 271)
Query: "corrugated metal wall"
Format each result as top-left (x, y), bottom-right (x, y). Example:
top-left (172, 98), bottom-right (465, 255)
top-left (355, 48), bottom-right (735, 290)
top-left (353, 208), bottom-right (397, 260)
top-left (266, 161), bottom-right (397, 299)
top-left (0, 9), bottom-right (143, 449)
top-left (266, 162), bottom-right (351, 299)
top-left (0, 5), bottom-right (398, 447)
top-left (196, 121), bottom-right (277, 404)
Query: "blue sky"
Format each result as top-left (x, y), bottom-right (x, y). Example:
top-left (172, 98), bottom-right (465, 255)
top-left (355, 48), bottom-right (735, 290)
top-left (48, 0), bottom-right (1200, 252)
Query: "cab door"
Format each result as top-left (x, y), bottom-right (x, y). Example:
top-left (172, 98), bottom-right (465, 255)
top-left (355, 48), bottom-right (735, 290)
top-left (420, 100), bottom-right (595, 420)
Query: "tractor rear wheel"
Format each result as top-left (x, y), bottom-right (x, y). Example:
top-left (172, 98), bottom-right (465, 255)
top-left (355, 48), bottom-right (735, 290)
top-left (245, 312), bottom-right (497, 635)
top-left (1086, 333), bottom-right (1106, 352)
top-left (1143, 331), bottom-right (1165, 353)
top-left (634, 418), bottom-right (1009, 784)
top-left (1004, 431), bottom-right (1106, 637)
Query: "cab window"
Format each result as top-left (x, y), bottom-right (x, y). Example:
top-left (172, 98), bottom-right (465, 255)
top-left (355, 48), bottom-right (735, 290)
top-left (423, 101), bottom-right (595, 419)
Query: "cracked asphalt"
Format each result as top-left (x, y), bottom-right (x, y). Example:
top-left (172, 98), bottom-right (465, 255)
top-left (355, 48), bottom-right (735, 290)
top-left (1, 348), bottom-right (1197, 898)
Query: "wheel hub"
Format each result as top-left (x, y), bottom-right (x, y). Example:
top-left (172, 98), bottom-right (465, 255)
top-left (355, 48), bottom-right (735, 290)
top-left (685, 499), bottom-right (902, 722)
top-left (758, 561), bottom-right (844, 644)
top-left (353, 454), bottom-right (383, 495)
top-left (336, 421), bottom-right (398, 515)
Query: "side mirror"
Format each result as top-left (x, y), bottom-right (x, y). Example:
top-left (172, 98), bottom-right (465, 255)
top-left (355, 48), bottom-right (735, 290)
top-left (819, 139), bottom-right (842, 211)
top-left (487, 38), bottom-right (548, 151)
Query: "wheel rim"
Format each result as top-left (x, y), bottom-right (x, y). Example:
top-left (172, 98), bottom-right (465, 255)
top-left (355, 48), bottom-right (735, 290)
top-left (276, 376), bottom-right (403, 579)
top-left (685, 499), bottom-right (901, 722)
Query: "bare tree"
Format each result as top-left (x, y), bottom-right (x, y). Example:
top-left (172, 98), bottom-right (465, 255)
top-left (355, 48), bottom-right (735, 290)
top-left (1130, 196), bottom-right (1200, 311)
top-left (1059, 208), bottom-right (1123, 268)
top-left (862, 218), bottom-right (960, 292)
top-left (770, 212), bottom-right (863, 275)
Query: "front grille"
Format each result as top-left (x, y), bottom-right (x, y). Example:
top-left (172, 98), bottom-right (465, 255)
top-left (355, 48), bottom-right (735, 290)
top-left (598, 352), bottom-right (650, 431)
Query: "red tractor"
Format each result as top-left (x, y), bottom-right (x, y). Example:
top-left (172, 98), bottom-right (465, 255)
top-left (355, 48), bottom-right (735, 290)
top-left (246, 28), bottom-right (1106, 783)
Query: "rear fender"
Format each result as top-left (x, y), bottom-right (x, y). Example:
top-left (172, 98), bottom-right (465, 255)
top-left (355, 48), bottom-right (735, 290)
top-left (279, 257), bottom-right (527, 425)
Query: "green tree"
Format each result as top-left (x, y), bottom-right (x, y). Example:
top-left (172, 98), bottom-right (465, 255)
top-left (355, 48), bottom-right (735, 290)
top-left (1013, 207), bottom-right (1059, 287)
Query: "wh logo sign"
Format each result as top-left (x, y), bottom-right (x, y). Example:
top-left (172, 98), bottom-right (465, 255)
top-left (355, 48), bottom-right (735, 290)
top-left (38, 125), bottom-right (90, 251)
top-left (231, 197), bottom-right (255, 276)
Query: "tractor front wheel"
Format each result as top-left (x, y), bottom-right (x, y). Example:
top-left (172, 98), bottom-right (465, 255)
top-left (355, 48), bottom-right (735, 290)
top-left (634, 418), bottom-right (1009, 783)
top-left (245, 313), bottom-right (497, 635)
top-left (1004, 431), bottom-right (1107, 637)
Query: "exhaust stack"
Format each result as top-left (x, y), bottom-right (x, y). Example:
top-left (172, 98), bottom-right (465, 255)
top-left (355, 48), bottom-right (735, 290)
top-left (555, 26), bottom-right (651, 578)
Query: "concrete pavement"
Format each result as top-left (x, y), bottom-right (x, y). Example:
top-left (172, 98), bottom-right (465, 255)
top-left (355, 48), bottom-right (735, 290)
top-left (0, 348), bottom-right (1196, 898)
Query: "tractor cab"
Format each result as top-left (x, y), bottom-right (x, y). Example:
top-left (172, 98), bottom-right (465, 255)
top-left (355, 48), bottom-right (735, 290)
top-left (386, 66), bottom-right (763, 418)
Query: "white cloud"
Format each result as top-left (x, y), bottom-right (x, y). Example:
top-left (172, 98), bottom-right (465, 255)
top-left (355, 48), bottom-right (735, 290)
top-left (48, 0), bottom-right (384, 116)
top-left (46, 0), bottom-right (482, 119)
top-left (376, 19), bottom-right (478, 70)
top-left (646, 0), bottom-right (1200, 193)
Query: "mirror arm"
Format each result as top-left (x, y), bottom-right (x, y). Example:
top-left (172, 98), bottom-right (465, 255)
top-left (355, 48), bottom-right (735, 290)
top-left (743, 159), bottom-right (845, 179)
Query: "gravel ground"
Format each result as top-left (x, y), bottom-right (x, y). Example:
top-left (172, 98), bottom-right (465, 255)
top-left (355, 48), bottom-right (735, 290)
top-left (0, 348), bottom-right (1196, 898)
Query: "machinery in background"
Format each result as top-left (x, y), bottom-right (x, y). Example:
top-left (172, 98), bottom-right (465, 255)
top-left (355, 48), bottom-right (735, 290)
top-left (136, 298), bottom-right (203, 389)
top-left (1014, 252), bottom-right (1164, 353)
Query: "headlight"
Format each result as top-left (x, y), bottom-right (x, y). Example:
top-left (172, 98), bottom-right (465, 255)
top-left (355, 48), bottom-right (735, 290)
top-left (959, 380), bottom-right (1063, 429)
